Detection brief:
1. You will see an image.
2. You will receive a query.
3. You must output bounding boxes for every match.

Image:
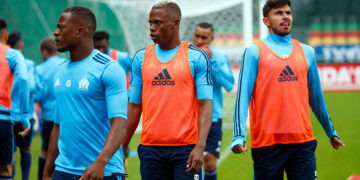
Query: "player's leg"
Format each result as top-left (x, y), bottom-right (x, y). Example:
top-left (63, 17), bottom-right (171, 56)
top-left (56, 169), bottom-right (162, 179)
top-left (16, 118), bottom-right (35, 180)
top-left (137, 145), bottom-right (171, 180)
top-left (172, 145), bottom-right (202, 180)
top-left (284, 140), bottom-right (317, 180)
top-left (0, 120), bottom-right (15, 179)
top-left (251, 144), bottom-right (289, 180)
top-left (39, 120), bottom-right (53, 180)
top-left (52, 170), bottom-right (81, 180)
top-left (204, 119), bottom-right (223, 180)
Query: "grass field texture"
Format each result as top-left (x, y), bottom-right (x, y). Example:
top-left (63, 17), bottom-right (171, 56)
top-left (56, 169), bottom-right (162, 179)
top-left (14, 92), bottom-right (360, 180)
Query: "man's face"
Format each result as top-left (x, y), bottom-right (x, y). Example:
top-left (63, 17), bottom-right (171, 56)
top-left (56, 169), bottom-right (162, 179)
top-left (263, 5), bottom-right (292, 36)
top-left (149, 8), bottom-right (177, 45)
top-left (54, 12), bottom-right (78, 52)
top-left (193, 26), bottom-right (213, 47)
top-left (94, 39), bottom-right (109, 54)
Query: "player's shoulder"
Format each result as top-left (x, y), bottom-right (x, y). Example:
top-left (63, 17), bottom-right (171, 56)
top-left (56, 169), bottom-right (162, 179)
top-left (188, 44), bottom-right (210, 61)
top-left (211, 47), bottom-right (228, 58)
top-left (133, 47), bottom-right (146, 60)
top-left (25, 59), bottom-right (35, 66)
top-left (6, 48), bottom-right (23, 60)
top-left (92, 50), bottom-right (117, 66)
top-left (297, 40), bottom-right (315, 55)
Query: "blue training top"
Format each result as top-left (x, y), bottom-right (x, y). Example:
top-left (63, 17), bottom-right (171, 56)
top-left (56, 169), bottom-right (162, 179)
top-left (231, 33), bottom-right (339, 149)
top-left (210, 47), bottom-right (234, 122)
top-left (53, 49), bottom-right (128, 176)
top-left (107, 48), bottom-right (132, 74)
top-left (130, 43), bottom-right (213, 104)
top-left (0, 47), bottom-right (29, 126)
top-left (36, 56), bottom-right (66, 121)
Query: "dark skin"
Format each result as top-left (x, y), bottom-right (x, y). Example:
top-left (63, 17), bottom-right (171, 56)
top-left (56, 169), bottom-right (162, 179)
top-left (43, 12), bottom-right (127, 180)
top-left (93, 39), bottom-right (109, 54)
top-left (122, 7), bottom-right (212, 175)
top-left (233, 4), bottom-right (344, 154)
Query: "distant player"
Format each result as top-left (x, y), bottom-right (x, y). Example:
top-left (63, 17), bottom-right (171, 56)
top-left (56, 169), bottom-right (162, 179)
top-left (42, 6), bottom-right (127, 180)
top-left (7, 32), bottom-right (37, 180)
top-left (36, 38), bottom-right (66, 180)
top-left (122, 1), bottom-right (213, 180)
top-left (232, 0), bottom-right (344, 179)
top-left (192, 22), bottom-right (234, 180)
top-left (0, 18), bottom-right (30, 179)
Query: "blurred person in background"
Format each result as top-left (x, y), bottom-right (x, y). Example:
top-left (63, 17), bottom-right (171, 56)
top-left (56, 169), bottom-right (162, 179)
top-left (0, 18), bottom-right (29, 180)
top-left (232, 0), bottom-right (344, 179)
top-left (36, 37), bottom-right (65, 180)
top-left (7, 32), bottom-right (37, 180)
top-left (193, 22), bottom-right (234, 180)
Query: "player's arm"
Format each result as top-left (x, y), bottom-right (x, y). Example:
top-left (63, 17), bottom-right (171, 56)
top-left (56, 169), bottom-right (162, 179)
top-left (232, 46), bottom-right (259, 154)
top-left (81, 63), bottom-right (128, 179)
top-left (122, 50), bottom-right (144, 153)
top-left (186, 50), bottom-right (213, 172)
top-left (7, 49), bottom-right (31, 135)
top-left (43, 108), bottom-right (60, 179)
top-left (212, 53), bottom-right (234, 92)
top-left (306, 47), bottom-right (344, 149)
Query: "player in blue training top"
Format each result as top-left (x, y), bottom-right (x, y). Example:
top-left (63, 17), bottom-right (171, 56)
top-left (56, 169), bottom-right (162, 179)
top-left (0, 18), bottom-right (30, 179)
top-left (193, 22), bottom-right (234, 180)
top-left (232, 0), bottom-right (344, 179)
top-left (122, 2), bottom-right (213, 180)
top-left (7, 32), bottom-right (38, 180)
top-left (36, 37), bottom-right (66, 180)
top-left (42, 7), bottom-right (128, 180)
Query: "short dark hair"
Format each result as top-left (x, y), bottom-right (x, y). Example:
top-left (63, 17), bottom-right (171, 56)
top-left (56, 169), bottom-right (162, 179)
top-left (197, 22), bottom-right (214, 33)
top-left (0, 18), bottom-right (7, 31)
top-left (93, 31), bottom-right (109, 41)
top-left (7, 32), bottom-right (22, 49)
top-left (63, 6), bottom-right (97, 34)
top-left (152, 1), bottom-right (181, 19)
top-left (263, 0), bottom-right (291, 17)
top-left (40, 38), bottom-right (57, 54)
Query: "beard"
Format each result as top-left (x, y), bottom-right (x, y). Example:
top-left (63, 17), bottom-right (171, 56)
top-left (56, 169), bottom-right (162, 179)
top-left (269, 22), bottom-right (291, 36)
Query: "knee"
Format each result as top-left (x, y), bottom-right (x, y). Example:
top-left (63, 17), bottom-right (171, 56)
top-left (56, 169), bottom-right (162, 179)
top-left (204, 154), bottom-right (217, 171)
top-left (20, 146), bottom-right (31, 152)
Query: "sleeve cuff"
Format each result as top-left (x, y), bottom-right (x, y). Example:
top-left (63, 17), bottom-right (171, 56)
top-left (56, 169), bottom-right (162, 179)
top-left (231, 137), bottom-right (246, 151)
top-left (21, 118), bottom-right (31, 127)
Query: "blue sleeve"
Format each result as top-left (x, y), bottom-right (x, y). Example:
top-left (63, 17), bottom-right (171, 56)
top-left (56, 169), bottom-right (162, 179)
top-left (26, 60), bottom-right (36, 94)
top-left (102, 62), bottom-right (128, 120)
top-left (231, 45), bottom-right (259, 150)
top-left (211, 53), bottom-right (234, 92)
top-left (54, 108), bottom-right (59, 124)
top-left (304, 45), bottom-right (339, 140)
top-left (7, 49), bottom-right (30, 127)
top-left (33, 65), bottom-right (47, 102)
top-left (129, 50), bottom-right (145, 104)
top-left (192, 48), bottom-right (213, 99)
top-left (118, 52), bottom-right (133, 73)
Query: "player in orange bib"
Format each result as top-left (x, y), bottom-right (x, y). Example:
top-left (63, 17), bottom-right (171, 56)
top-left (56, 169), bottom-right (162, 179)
top-left (122, 1), bottom-right (213, 180)
top-left (232, 0), bottom-right (344, 179)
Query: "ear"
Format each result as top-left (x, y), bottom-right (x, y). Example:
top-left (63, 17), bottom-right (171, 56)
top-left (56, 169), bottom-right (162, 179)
top-left (174, 19), bottom-right (180, 29)
top-left (76, 27), bottom-right (86, 38)
top-left (4, 32), bottom-right (8, 41)
top-left (263, 17), bottom-right (271, 27)
top-left (210, 34), bottom-right (214, 43)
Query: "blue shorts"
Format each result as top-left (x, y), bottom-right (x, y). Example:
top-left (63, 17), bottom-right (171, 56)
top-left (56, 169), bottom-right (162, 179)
top-left (205, 118), bottom-right (222, 158)
top-left (52, 170), bottom-right (124, 180)
top-left (251, 140), bottom-right (317, 180)
top-left (0, 120), bottom-right (14, 165)
top-left (138, 144), bottom-right (202, 180)
top-left (41, 120), bottom-right (53, 151)
top-left (13, 118), bottom-right (35, 149)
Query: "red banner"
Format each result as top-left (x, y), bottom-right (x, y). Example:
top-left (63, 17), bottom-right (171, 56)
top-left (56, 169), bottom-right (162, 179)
top-left (317, 63), bottom-right (360, 91)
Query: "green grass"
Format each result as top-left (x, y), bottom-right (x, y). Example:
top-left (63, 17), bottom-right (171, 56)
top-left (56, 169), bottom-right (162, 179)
top-left (14, 92), bottom-right (360, 180)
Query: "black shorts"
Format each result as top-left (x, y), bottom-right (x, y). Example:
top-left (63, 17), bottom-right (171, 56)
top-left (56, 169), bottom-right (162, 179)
top-left (205, 119), bottom-right (223, 158)
top-left (251, 140), bottom-right (317, 180)
top-left (13, 118), bottom-right (35, 149)
top-left (41, 120), bottom-right (54, 151)
top-left (0, 120), bottom-right (14, 165)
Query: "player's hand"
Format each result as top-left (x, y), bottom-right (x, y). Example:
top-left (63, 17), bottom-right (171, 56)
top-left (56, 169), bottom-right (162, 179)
top-left (330, 136), bottom-right (345, 150)
top-left (80, 160), bottom-right (106, 180)
top-left (232, 143), bottom-right (247, 154)
top-left (18, 126), bottom-right (31, 137)
top-left (42, 174), bottom-right (52, 180)
top-left (186, 145), bottom-right (204, 173)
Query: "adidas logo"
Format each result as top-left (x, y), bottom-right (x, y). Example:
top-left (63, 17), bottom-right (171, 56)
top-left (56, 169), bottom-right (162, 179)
top-left (152, 68), bottom-right (175, 86)
top-left (278, 65), bottom-right (298, 82)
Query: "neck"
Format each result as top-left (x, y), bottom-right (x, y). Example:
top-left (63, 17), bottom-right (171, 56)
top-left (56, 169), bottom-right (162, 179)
top-left (70, 39), bottom-right (93, 62)
top-left (267, 33), bottom-right (291, 45)
top-left (158, 36), bottom-right (181, 50)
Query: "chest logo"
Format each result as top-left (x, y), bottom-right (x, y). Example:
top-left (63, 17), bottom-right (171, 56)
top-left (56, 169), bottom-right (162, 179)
top-left (152, 68), bottom-right (175, 86)
top-left (54, 78), bottom-right (60, 87)
top-left (79, 78), bottom-right (90, 90)
top-left (66, 80), bottom-right (71, 87)
top-left (278, 65), bottom-right (298, 82)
